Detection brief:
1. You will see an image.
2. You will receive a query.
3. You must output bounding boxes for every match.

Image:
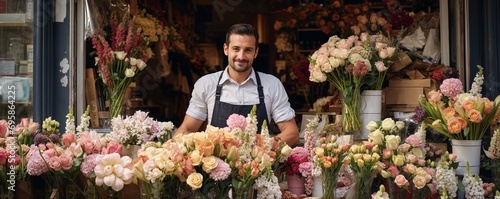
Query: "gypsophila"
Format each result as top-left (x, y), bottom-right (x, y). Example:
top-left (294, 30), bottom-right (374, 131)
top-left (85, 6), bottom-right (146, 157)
top-left (469, 65), bottom-right (484, 97)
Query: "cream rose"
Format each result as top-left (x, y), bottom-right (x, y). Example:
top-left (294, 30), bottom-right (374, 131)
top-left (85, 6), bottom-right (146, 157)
top-left (412, 175), bottom-right (427, 189)
top-left (394, 174), bottom-right (409, 187)
top-left (365, 121), bottom-right (379, 132)
top-left (190, 150), bottom-right (202, 166)
top-left (369, 129), bottom-right (384, 145)
top-left (381, 118), bottom-right (396, 131)
top-left (385, 135), bottom-right (400, 151)
top-left (186, 173), bottom-right (203, 190)
top-left (201, 156), bottom-right (218, 173)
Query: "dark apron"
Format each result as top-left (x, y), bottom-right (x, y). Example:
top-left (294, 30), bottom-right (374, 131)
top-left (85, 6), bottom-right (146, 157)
top-left (210, 71), bottom-right (269, 133)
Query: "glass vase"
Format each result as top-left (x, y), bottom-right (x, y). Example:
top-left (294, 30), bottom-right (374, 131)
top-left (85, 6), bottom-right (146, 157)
top-left (140, 181), bottom-right (164, 199)
top-left (322, 171), bottom-right (338, 199)
top-left (492, 160), bottom-right (500, 193)
top-left (109, 88), bottom-right (128, 118)
top-left (354, 173), bottom-right (373, 199)
top-left (232, 186), bottom-right (254, 199)
top-left (341, 87), bottom-right (362, 133)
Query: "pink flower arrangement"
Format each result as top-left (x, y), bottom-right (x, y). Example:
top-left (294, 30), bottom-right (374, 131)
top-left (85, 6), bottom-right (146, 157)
top-left (282, 147), bottom-right (311, 177)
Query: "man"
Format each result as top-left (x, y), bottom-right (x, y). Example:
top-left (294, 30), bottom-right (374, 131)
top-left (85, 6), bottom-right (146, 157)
top-left (175, 23), bottom-right (299, 146)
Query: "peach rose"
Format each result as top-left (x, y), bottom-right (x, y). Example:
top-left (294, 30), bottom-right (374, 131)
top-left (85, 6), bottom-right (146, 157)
top-left (468, 109), bottom-right (483, 123)
top-left (443, 107), bottom-right (456, 119)
top-left (427, 90), bottom-right (443, 103)
top-left (387, 165), bottom-right (399, 178)
top-left (462, 99), bottom-right (475, 111)
top-left (190, 150), bottom-right (202, 166)
top-left (446, 117), bottom-right (463, 134)
top-left (186, 173), bottom-right (203, 190)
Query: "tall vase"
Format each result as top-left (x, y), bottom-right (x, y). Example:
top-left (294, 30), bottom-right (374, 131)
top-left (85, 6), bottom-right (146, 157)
top-left (354, 173), bottom-right (374, 199)
top-left (341, 87), bottom-right (362, 133)
top-left (231, 186), bottom-right (254, 199)
top-left (360, 90), bottom-right (382, 139)
top-left (451, 139), bottom-right (481, 175)
top-left (286, 175), bottom-right (305, 196)
top-left (140, 181), bottom-right (164, 199)
top-left (109, 88), bottom-right (128, 118)
top-left (321, 171), bottom-right (338, 199)
top-left (312, 175), bottom-right (323, 197)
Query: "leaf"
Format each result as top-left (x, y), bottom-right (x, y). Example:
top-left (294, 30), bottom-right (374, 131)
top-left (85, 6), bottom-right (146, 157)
top-left (450, 162), bottom-right (460, 169)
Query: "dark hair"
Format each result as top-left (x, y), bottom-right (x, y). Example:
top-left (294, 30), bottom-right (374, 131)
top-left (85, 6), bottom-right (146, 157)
top-left (225, 23), bottom-right (259, 47)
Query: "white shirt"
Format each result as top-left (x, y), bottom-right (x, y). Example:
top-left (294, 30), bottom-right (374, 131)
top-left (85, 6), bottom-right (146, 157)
top-left (186, 67), bottom-right (296, 124)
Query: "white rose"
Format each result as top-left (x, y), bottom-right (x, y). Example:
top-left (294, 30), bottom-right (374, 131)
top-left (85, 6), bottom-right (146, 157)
top-left (321, 62), bottom-right (333, 73)
top-left (375, 42), bottom-right (387, 51)
top-left (385, 135), bottom-right (400, 151)
top-left (280, 145), bottom-right (292, 161)
top-left (411, 147), bottom-right (425, 159)
top-left (137, 59), bottom-right (147, 70)
top-left (130, 57), bottom-right (138, 66)
top-left (375, 61), bottom-right (387, 72)
top-left (329, 57), bottom-right (341, 69)
top-left (114, 51), bottom-right (127, 60)
top-left (386, 47), bottom-right (396, 58)
top-left (369, 129), bottom-right (384, 145)
top-left (125, 68), bottom-right (135, 77)
top-left (190, 150), bottom-right (202, 166)
top-left (310, 68), bottom-right (327, 82)
top-left (366, 121), bottom-right (379, 132)
top-left (381, 118), bottom-right (396, 131)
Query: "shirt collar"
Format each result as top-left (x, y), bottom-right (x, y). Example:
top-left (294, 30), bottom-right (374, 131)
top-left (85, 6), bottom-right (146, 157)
top-left (220, 67), bottom-right (257, 85)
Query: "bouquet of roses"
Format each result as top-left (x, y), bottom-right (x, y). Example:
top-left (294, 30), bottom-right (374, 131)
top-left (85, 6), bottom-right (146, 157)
top-left (418, 66), bottom-right (500, 140)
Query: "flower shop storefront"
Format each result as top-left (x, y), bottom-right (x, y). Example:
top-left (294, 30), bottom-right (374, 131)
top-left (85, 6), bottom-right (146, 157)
top-left (4, 0), bottom-right (500, 199)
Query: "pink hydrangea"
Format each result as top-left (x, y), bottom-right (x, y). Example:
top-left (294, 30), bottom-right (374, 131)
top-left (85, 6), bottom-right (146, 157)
top-left (226, 114), bottom-right (247, 129)
top-left (26, 146), bottom-right (49, 176)
top-left (80, 154), bottom-right (101, 177)
top-left (290, 147), bottom-right (309, 158)
top-left (209, 158), bottom-right (231, 181)
top-left (298, 162), bottom-right (313, 177)
top-left (440, 78), bottom-right (463, 98)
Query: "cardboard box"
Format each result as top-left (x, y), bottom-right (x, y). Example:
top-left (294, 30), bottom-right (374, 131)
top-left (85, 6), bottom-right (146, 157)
top-left (383, 87), bottom-right (424, 105)
top-left (389, 79), bottom-right (432, 88)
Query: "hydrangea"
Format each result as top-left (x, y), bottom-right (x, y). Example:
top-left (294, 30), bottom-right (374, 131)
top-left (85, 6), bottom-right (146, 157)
top-left (439, 78), bottom-right (463, 98)
top-left (80, 154), bottom-right (101, 177)
top-left (226, 113), bottom-right (247, 130)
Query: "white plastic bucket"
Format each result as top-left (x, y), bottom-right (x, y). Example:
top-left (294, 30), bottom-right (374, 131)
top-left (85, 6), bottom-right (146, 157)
top-left (451, 139), bottom-right (482, 175)
top-left (360, 90), bottom-right (382, 139)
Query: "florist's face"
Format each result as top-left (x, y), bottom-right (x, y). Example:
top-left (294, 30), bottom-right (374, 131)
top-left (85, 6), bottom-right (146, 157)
top-left (224, 34), bottom-right (259, 73)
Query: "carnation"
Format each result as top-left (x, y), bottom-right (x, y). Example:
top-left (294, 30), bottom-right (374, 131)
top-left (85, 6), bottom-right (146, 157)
top-left (226, 114), bottom-right (247, 129)
top-left (440, 78), bottom-right (463, 98)
top-left (209, 158), bottom-right (231, 181)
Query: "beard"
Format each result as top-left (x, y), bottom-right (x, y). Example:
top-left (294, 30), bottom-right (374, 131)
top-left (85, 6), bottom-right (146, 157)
top-left (230, 59), bottom-right (252, 73)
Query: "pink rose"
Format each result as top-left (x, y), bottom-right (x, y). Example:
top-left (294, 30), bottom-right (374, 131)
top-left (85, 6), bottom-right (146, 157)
top-left (405, 154), bottom-right (417, 164)
top-left (81, 138), bottom-right (96, 154)
top-left (62, 132), bottom-right (76, 147)
top-left (417, 159), bottom-right (426, 166)
top-left (59, 153), bottom-right (73, 170)
top-left (405, 135), bottom-right (423, 148)
top-left (398, 143), bottom-right (411, 153)
top-left (449, 153), bottom-right (457, 161)
top-left (0, 148), bottom-right (7, 165)
top-left (394, 174), bottom-right (409, 187)
top-left (387, 165), bottom-right (399, 178)
top-left (427, 183), bottom-right (438, 195)
top-left (49, 156), bottom-right (62, 171)
top-left (382, 148), bottom-right (393, 160)
top-left (0, 120), bottom-right (8, 138)
top-left (28, 122), bottom-right (39, 133)
top-left (427, 90), bottom-right (443, 103)
top-left (44, 148), bottom-right (56, 158)
top-left (103, 141), bottom-right (122, 155)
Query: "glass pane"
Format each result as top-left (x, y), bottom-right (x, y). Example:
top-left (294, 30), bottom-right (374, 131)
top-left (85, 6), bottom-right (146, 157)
top-left (0, 0), bottom-right (34, 123)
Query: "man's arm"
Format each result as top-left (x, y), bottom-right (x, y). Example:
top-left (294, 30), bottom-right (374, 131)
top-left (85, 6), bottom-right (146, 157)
top-left (275, 118), bottom-right (300, 147)
top-left (174, 115), bottom-right (205, 136)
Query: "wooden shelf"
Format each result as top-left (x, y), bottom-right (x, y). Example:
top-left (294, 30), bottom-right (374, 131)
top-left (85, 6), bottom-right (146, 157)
top-left (0, 13), bottom-right (29, 27)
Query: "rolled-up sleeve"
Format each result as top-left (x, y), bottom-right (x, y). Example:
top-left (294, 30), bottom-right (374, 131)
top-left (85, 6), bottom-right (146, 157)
top-left (185, 77), bottom-right (210, 121)
top-left (269, 80), bottom-right (295, 123)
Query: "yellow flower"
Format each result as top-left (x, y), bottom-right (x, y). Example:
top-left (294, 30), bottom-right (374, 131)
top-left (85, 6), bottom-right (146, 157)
top-left (186, 173), bottom-right (203, 190)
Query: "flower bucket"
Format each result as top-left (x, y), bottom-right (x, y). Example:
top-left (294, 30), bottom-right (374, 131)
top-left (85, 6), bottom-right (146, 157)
top-left (312, 176), bottom-right (323, 197)
top-left (360, 90), bottom-right (382, 139)
top-left (286, 175), bottom-right (305, 196)
top-left (451, 139), bottom-right (481, 175)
